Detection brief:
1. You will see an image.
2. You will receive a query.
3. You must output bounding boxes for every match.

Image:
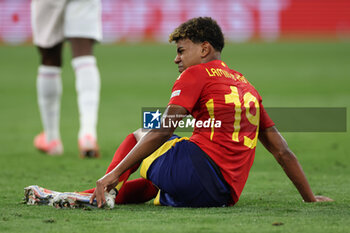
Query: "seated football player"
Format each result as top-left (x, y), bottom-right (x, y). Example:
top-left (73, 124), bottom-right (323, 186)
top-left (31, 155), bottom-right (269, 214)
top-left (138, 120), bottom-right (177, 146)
top-left (88, 17), bottom-right (333, 208)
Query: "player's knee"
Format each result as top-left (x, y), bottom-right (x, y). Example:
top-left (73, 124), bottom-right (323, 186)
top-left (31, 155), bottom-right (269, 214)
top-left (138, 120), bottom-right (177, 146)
top-left (38, 44), bottom-right (63, 67)
top-left (133, 128), bottom-right (149, 142)
top-left (69, 38), bottom-right (94, 58)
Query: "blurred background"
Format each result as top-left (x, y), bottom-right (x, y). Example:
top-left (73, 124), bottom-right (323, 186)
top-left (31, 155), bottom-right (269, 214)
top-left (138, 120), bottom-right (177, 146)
top-left (1, 0), bottom-right (350, 44)
top-left (0, 0), bottom-right (349, 163)
top-left (0, 0), bottom-right (349, 173)
top-left (0, 1), bottom-right (349, 231)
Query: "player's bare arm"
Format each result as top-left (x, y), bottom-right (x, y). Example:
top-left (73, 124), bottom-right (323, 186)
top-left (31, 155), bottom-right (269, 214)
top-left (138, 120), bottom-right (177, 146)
top-left (258, 126), bottom-right (333, 202)
top-left (90, 104), bottom-right (188, 207)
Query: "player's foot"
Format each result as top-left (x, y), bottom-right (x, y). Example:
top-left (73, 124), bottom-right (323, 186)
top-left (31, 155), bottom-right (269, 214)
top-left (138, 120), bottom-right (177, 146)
top-left (34, 132), bottom-right (63, 156)
top-left (24, 185), bottom-right (61, 206)
top-left (78, 134), bottom-right (100, 158)
top-left (24, 185), bottom-right (116, 209)
top-left (52, 189), bottom-right (116, 209)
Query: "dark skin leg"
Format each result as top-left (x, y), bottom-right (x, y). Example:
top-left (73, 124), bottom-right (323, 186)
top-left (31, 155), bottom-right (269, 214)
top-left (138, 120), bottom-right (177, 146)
top-left (38, 42), bottom-right (63, 67)
top-left (68, 38), bottom-right (95, 58)
top-left (37, 38), bottom-right (94, 66)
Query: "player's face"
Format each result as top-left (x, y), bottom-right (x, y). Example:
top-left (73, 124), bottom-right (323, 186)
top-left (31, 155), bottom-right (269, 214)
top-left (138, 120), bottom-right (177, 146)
top-left (174, 39), bottom-right (202, 73)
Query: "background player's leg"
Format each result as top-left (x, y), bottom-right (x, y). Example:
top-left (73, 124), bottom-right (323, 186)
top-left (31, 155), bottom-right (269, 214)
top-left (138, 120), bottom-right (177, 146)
top-left (39, 43), bottom-right (63, 67)
top-left (69, 38), bottom-right (101, 158)
top-left (34, 43), bottom-right (64, 155)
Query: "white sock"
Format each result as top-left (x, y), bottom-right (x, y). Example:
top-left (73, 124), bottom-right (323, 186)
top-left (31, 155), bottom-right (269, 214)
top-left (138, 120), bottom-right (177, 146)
top-left (72, 56), bottom-right (100, 140)
top-left (37, 65), bottom-right (62, 142)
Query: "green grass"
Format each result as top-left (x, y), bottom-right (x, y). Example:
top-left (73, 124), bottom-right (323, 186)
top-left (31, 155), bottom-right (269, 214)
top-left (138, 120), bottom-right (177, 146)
top-left (0, 42), bottom-right (349, 233)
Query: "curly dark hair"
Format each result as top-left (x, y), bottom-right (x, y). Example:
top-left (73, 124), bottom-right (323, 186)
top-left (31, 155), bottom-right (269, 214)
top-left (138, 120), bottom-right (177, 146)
top-left (169, 17), bottom-right (224, 52)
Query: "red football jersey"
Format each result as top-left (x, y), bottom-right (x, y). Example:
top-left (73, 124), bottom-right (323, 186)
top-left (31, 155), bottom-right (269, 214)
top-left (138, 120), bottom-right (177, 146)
top-left (168, 60), bottom-right (274, 203)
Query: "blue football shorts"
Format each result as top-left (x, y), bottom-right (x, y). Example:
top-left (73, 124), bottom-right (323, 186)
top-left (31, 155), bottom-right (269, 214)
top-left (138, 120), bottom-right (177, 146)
top-left (140, 135), bottom-right (232, 207)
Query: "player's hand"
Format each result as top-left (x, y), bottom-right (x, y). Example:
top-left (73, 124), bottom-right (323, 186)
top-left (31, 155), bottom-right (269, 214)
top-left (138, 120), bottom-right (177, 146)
top-left (90, 184), bottom-right (105, 208)
top-left (314, 195), bottom-right (333, 202)
top-left (90, 172), bottom-right (119, 208)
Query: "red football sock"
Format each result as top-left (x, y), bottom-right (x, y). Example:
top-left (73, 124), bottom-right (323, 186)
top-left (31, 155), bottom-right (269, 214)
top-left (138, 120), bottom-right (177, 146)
top-left (81, 133), bottom-right (158, 205)
top-left (81, 177), bottom-right (158, 204)
top-left (105, 133), bottom-right (137, 174)
top-left (81, 188), bottom-right (94, 194)
top-left (81, 133), bottom-right (138, 194)
top-left (116, 178), bottom-right (158, 204)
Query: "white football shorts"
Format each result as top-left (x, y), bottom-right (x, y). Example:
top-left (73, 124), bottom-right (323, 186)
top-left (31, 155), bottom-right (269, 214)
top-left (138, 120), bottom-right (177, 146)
top-left (31, 0), bottom-right (102, 48)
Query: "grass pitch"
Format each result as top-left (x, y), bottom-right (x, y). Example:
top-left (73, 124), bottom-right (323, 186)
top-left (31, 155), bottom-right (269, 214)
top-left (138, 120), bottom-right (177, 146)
top-left (0, 42), bottom-right (349, 233)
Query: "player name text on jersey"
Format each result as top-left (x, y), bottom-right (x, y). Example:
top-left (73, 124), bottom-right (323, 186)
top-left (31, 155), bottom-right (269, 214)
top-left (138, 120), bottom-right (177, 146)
top-left (205, 68), bottom-right (248, 83)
